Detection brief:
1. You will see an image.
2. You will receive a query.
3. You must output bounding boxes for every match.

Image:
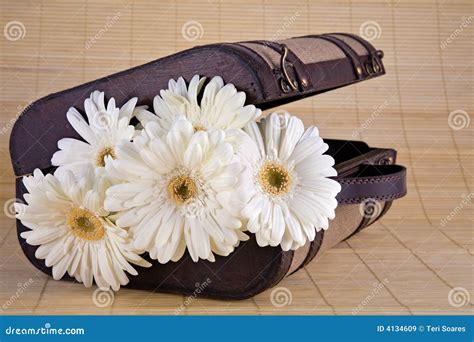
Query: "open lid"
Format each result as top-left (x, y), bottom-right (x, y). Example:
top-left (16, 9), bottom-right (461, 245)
top-left (235, 33), bottom-right (384, 108)
top-left (10, 33), bottom-right (385, 176)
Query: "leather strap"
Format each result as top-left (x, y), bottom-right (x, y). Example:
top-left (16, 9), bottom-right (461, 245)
top-left (288, 230), bottom-right (324, 276)
top-left (334, 32), bottom-right (377, 53)
top-left (333, 32), bottom-right (384, 76)
top-left (222, 43), bottom-right (279, 100)
top-left (290, 165), bottom-right (406, 274)
top-left (318, 34), bottom-right (365, 80)
top-left (335, 164), bottom-right (407, 204)
top-left (251, 40), bottom-right (313, 93)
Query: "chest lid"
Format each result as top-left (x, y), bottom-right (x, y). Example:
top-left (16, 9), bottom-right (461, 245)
top-left (10, 33), bottom-right (385, 176)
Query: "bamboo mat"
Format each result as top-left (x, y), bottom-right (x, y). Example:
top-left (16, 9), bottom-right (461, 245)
top-left (0, 0), bottom-right (472, 315)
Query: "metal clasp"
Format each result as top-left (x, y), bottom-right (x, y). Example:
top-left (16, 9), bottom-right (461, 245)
top-left (365, 50), bottom-right (384, 75)
top-left (280, 44), bottom-right (298, 93)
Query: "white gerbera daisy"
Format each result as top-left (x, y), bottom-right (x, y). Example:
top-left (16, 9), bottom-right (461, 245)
top-left (240, 112), bottom-right (341, 251)
top-left (104, 117), bottom-right (249, 263)
top-left (15, 167), bottom-right (151, 291)
top-left (51, 90), bottom-right (138, 173)
top-left (135, 75), bottom-right (261, 133)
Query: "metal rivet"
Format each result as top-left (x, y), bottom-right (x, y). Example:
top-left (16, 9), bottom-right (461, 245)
top-left (280, 79), bottom-right (292, 93)
top-left (379, 156), bottom-right (393, 165)
top-left (356, 66), bottom-right (363, 76)
top-left (365, 62), bottom-right (374, 75)
top-left (373, 62), bottom-right (381, 73)
top-left (301, 79), bottom-right (308, 87)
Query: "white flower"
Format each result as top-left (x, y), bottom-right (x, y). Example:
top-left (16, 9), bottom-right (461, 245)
top-left (135, 75), bottom-right (261, 133)
top-left (16, 167), bottom-right (151, 291)
top-left (104, 117), bottom-right (249, 263)
top-left (51, 90), bottom-right (138, 173)
top-left (240, 112), bottom-right (341, 251)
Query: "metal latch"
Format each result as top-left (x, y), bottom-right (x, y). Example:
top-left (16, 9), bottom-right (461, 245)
top-left (280, 45), bottom-right (298, 93)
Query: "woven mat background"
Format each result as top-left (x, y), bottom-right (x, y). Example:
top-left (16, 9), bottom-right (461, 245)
top-left (0, 0), bottom-right (472, 315)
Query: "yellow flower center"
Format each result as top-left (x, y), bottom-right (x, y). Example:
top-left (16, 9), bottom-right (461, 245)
top-left (95, 146), bottom-right (116, 167)
top-left (257, 161), bottom-right (292, 197)
top-left (193, 124), bottom-right (206, 132)
top-left (167, 175), bottom-right (198, 204)
top-left (67, 207), bottom-right (105, 241)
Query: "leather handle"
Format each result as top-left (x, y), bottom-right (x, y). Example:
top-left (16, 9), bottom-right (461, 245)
top-left (335, 164), bottom-right (407, 204)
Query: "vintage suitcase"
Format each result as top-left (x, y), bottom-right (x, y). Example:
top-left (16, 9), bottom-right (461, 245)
top-left (10, 33), bottom-right (406, 299)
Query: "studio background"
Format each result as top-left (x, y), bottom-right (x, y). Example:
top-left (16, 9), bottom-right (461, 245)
top-left (0, 0), bottom-right (472, 315)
